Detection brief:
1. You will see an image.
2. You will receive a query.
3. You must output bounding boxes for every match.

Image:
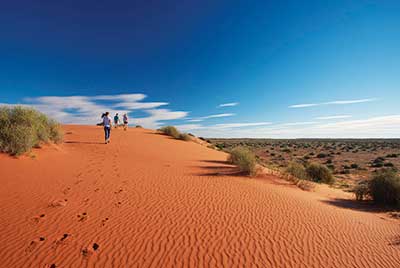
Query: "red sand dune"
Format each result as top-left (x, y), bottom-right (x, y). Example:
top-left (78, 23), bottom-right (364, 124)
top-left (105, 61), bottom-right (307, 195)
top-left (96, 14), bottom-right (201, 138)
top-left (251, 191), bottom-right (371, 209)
top-left (0, 125), bottom-right (399, 267)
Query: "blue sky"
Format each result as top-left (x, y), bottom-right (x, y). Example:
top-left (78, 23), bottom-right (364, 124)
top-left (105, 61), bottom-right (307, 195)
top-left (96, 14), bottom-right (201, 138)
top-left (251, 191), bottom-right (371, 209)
top-left (1, 0), bottom-right (400, 138)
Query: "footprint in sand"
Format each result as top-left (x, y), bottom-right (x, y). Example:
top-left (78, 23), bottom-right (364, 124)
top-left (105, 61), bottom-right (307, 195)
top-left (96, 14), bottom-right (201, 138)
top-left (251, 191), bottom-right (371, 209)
top-left (101, 217), bottom-right (109, 226)
top-left (74, 179), bottom-right (84, 185)
top-left (49, 199), bottom-right (68, 208)
top-left (25, 237), bottom-right (45, 253)
top-left (114, 201), bottom-right (122, 208)
top-left (81, 243), bottom-right (100, 257)
top-left (62, 187), bottom-right (71, 195)
top-left (30, 213), bottom-right (46, 224)
top-left (94, 188), bottom-right (100, 192)
top-left (77, 212), bottom-right (88, 222)
top-left (52, 233), bottom-right (71, 249)
top-left (114, 188), bottom-right (123, 194)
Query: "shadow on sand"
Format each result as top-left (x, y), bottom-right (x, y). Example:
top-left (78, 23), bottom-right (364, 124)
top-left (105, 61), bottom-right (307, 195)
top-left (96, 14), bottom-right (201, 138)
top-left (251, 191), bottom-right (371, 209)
top-left (321, 198), bottom-right (398, 214)
top-left (194, 160), bottom-right (249, 177)
top-left (64, 141), bottom-right (104, 145)
top-left (200, 160), bottom-right (230, 165)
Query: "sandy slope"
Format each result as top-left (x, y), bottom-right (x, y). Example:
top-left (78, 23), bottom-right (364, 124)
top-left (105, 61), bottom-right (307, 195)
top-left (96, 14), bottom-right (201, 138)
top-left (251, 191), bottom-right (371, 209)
top-left (0, 125), bottom-right (399, 268)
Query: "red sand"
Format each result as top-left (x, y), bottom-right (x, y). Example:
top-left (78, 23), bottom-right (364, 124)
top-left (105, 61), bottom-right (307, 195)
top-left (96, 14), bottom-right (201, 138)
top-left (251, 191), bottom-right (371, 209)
top-left (0, 125), bottom-right (399, 267)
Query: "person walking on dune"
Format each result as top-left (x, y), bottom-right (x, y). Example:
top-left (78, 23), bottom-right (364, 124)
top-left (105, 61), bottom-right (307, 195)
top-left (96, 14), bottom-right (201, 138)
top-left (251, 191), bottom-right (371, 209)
top-left (123, 113), bottom-right (129, 131)
top-left (114, 113), bottom-right (120, 129)
top-left (103, 112), bottom-right (112, 144)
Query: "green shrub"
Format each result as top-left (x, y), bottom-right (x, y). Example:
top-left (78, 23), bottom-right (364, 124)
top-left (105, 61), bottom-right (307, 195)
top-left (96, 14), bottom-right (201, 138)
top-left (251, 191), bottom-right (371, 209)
top-left (286, 162), bottom-right (308, 180)
top-left (306, 163), bottom-right (335, 184)
top-left (0, 106), bottom-right (63, 155)
top-left (369, 169), bottom-right (400, 207)
top-left (350, 163), bottom-right (359, 169)
top-left (384, 162), bottom-right (394, 167)
top-left (228, 147), bottom-right (257, 176)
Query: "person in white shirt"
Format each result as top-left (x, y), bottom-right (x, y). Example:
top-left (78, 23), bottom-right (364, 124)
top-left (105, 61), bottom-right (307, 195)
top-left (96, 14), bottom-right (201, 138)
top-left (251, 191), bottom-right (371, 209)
top-left (102, 112), bottom-right (112, 143)
top-left (123, 113), bottom-right (128, 131)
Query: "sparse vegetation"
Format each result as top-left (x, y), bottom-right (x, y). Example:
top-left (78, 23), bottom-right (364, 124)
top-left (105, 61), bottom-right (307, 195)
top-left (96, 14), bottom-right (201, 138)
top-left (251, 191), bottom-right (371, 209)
top-left (369, 169), bottom-right (400, 207)
top-left (208, 138), bottom-right (400, 192)
top-left (354, 180), bottom-right (370, 201)
top-left (178, 133), bottom-right (191, 141)
top-left (286, 162), bottom-right (308, 180)
top-left (228, 147), bottom-right (257, 176)
top-left (306, 163), bottom-right (335, 184)
top-left (0, 106), bottom-right (63, 155)
top-left (158, 126), bottom-right (180, 138)
top-left (158, 126), bottom-right (191, 141)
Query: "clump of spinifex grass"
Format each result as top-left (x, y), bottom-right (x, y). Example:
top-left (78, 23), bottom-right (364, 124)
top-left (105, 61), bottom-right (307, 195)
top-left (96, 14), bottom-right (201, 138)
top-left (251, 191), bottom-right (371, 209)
top-left (285, 161), bottom-right (334, 189)
top-left (0, 106), bottom-right (63, 155)
top-left (228, 147), bottom-right (257, 176)
top-left (158, 126), bottom-right (192, 141)
top-left (305, 162), bottom-right (335, 184)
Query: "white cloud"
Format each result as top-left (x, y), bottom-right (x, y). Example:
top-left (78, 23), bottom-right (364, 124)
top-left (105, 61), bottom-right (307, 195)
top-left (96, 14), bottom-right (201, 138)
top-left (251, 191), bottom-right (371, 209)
top-left (316, 115), bottom-right (352, 120)
top-left (327, 98), bottom-right (377, 105)
top-left (133, 109), bottom-right (188, 129)
top-left (92, 93), bottom-right (146, 102)
top-left (289, 103), bottom-right (319, 108)
top-left (218, 102), bottom-right (239, 107)
top-left (205, 113), bottom-right (235, 119)
top-left (113, 102), bottom-right (168, 109)
top-left (281, 121), bottom-right (317, 126)
top-left (187, 113), bottom-right (235, 122)
top-left (2, 94), bottom-right (187, 128)
top-left (213, 122), bottom-right (272, 129)
top-left (289, 98), bottom-right (377, 108)
top-left (187, 119), bottom-right (204, 122)
top-left (188, 115), bottom-right (400, 138)
top-left (175, 124), bottom-right (204, 132)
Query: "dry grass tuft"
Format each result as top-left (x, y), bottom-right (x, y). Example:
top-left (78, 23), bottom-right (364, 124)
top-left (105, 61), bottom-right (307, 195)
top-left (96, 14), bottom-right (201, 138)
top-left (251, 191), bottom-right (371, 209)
top-left (228, 147), bottom-right (257, 176)
top-left (0, 106), bottom-right (63, 155)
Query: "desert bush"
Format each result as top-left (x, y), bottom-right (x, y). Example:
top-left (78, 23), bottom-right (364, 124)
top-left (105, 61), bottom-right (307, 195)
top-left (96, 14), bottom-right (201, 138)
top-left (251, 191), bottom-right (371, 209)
top-left (228, 147), bottom-right (257, 176)
top-left (0, 106), bottom-right (63, 155)
top-left (286, 162), bottom-right (308, 180)
top-left (384, 162), bottom-right (394, 167)
top-left (158, 126), bottom-right (191, 141)
top-left (135, 125), bottom-right (143, 128)
top-left (216, 143), bottom-right (225, 150)
top-left (371, 157), bottom-right (385, 167)
top-left (369, 169), bottom-right (400, 207)
top-left (178, 133), bottom-right (191, 141)
top-left (354, 180), bottom-right (370, 201)
top-left (350, 163), bottom-right (359, 169)
top-left (306, 163), bottom-right (335, 184)
top-left (158, 126), bottom-right (180, 138)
